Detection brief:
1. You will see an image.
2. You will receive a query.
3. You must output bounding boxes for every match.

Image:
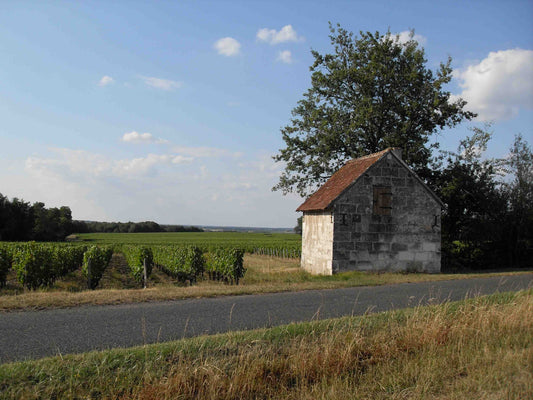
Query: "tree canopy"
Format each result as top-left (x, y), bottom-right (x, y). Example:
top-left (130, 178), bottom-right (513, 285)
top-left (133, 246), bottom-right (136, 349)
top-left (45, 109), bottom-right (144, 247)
top-left (273, 24), bottom-right (475, 196)
top-left (431, 128), bottom-right (533, 270)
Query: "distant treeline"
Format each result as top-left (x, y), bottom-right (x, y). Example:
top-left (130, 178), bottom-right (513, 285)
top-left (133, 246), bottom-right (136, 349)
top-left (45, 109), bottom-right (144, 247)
top-left (71, 221), bottom-right (203, 234)
top-left (0, 193), bottom-right (202, 242)
top-left (0, 193), bottom-right (73, 241)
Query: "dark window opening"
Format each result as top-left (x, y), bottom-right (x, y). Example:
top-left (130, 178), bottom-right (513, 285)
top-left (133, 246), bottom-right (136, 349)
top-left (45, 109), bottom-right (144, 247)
top-left (373, 186), bottom-right (392, 215)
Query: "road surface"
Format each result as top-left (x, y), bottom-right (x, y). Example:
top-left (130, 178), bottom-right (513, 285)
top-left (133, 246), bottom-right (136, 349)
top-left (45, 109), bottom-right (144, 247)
top-left (1, 273), bottom-right (532, 363)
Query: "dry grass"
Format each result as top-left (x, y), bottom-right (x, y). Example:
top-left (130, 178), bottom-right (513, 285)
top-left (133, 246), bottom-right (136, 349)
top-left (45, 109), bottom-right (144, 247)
top-left (0, 254), bottom-right (531, 312)
top-left (1, 290), bottom-right (531, 399)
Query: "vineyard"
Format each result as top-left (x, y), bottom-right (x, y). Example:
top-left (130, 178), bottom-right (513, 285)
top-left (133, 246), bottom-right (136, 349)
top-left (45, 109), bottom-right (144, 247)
top-left (0, 232), bottom-right (301, 291)
top-left (77, 232), bottom-right (302, 258)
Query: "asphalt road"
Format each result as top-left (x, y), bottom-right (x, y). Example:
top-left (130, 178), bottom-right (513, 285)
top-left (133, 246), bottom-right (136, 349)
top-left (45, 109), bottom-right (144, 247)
top-left (1, 273), bottom-right (532, 363)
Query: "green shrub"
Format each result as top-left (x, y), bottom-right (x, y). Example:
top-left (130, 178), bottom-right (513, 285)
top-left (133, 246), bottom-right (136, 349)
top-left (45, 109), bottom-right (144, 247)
top-left (0, 246), bottom-right (12, 287)
top-left (12, 242), bottom-right (56, 289)
top-left (153, 245), bottom-right (205, 284)
top-left (207, 248), bottom-right (245, 284)
top-left (82, 246), bottom-right (113, 290)
top-left (122, 246), bottom-right (153, 284)
top-left (53, 245), bottom-right (86, 276)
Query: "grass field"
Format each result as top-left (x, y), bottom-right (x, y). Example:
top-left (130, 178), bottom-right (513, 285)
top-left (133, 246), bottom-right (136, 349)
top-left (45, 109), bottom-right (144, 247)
top-left (1, 289), bottom-right (531, 399)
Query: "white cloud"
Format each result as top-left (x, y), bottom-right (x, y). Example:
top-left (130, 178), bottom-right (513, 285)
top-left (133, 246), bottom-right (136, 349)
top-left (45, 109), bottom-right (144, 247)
top-left (141, 76), bottom-right (182, 91)
top-left (98, 75), bottom-right (114, 86)
top-left (171, 145), bottom-right (241, 159)
top-left (213, 37), bottom-right (241, 56)
top-left (256, 25), bottom-right (304, 45)
top-left (277, 50), bottom-right (293, 64)
top-left (171, 155), bottom-right (194, 164)
top-left (122, 131), bottom-right (169, 144)
top-left (452, 49), bottom-right (533, 121)
top-left (390, 30), bottom-right (427, 45)
top-left (27, 148), bottom-right (192, 181)
top-left (112, 154), bottom-right (170, 176)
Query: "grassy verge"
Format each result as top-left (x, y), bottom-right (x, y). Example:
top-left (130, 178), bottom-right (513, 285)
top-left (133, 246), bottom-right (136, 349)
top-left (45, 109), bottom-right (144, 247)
top-left (1, 290), bottom-right (531, 399)
top-left (1, 254), bottom-right (531, 312)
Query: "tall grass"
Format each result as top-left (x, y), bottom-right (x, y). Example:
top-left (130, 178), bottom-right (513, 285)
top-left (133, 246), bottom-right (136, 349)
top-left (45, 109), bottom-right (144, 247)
top-left (1, 290), bottom-right (531, 399)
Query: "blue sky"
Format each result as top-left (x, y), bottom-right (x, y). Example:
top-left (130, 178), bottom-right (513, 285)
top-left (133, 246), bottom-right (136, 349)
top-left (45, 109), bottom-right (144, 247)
top-left (1, 0), bottom-right (532, 227)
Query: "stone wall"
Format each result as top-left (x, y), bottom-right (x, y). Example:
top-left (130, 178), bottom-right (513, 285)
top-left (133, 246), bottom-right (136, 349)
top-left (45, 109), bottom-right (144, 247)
top-left (331, 153), bottom-right (441, 273)
top-left (301, 211), bottom-right (334, 275)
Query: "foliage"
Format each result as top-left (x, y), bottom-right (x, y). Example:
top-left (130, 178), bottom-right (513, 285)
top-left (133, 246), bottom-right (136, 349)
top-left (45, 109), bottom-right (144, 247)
top-left (52, 245), bottom-right (86, 276)
top-left (207, 248), bottom-right (245, 284)
top-left (0, 246), bottom-right (12, 287)
top-left (12, 242), bottom-right (57, 289)
top-left (122, 246), bottom-right (154, 284)
top-left (32, 203), bottom-right (73, 241)
top-left (153, 245), bottom-right (205, 284)
top-left (294, 216), bottom-right (302, 235)
top-left (501, 133), bottom-right (533, 266)
top-left (433, 127), bottom-right (533, 270)
top-left (71, 220), bottom-right (204, 234)
top-left (273, 24), bottom-right (474, 196)
top-left (82, 246), bottom-right (113, 290)
top-left (0, 194), bottom-right (74, 241)
top-left (0, 195), bottom-right (34, 241)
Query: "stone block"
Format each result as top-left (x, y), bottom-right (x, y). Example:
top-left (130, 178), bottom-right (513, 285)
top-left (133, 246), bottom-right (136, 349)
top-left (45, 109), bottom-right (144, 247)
top-left (398, 251), bottom-right (414, 261)
top-left (355, 261), bottom-right (373, 271)
top-left (392, 177), bottom-right (406, 187)
top-left (369, 224), bottom-right (384, 233)
top-left (391, 242), bottom-right (408, 252)
top-left (414, 252), bottom-right (431, 262)
top-left (379, 233), bottom-right (395, 242)
top-left (351, 250), bottom-right (370, 261)
top-left (409, 242), bottom-right (421, 250)
top-left (373, 242), bottom-right (390, 252)
top-left (335, 232), bottom-right (351, 242)
top-left (422, 242), bottom-right (437, 252)
top-left (362, 233), bottom-right (379, 242)
top-left (384, 224), bottom-right (397, 233)
top-left (355, 242), bottom-right (371, 251)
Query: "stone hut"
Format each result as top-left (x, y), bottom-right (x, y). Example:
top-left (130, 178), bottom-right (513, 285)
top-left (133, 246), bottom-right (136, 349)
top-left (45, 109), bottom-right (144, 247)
top-left (297, 148), bottom-right (443, 275)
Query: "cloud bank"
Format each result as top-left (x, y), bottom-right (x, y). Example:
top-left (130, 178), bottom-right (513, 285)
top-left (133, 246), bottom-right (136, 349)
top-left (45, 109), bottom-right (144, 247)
top-left (453, 49), bottom-right (533, 121)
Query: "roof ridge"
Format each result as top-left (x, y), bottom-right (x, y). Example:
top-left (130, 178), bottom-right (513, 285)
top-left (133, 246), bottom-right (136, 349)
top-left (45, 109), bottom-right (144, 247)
top-left (352, 148), bottom-right (392, 161)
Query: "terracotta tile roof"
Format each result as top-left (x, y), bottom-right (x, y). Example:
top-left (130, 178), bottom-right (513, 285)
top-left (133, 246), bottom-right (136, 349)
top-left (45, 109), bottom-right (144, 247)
top-left (296, 148), bottom-right (392, 212)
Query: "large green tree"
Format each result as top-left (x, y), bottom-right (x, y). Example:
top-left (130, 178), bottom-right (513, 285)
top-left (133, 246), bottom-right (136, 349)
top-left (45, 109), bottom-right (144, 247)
top-left (273, 24), bottom-right (475, 196)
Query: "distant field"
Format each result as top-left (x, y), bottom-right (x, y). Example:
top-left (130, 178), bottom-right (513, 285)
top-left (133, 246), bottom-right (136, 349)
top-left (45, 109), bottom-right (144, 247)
top-left (77, 231), bottom-right (301, 247)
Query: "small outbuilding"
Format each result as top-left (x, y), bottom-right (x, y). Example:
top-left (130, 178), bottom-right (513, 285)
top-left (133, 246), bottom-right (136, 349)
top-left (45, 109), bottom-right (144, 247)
top-left (297, 148), bottom-right (443, 275)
